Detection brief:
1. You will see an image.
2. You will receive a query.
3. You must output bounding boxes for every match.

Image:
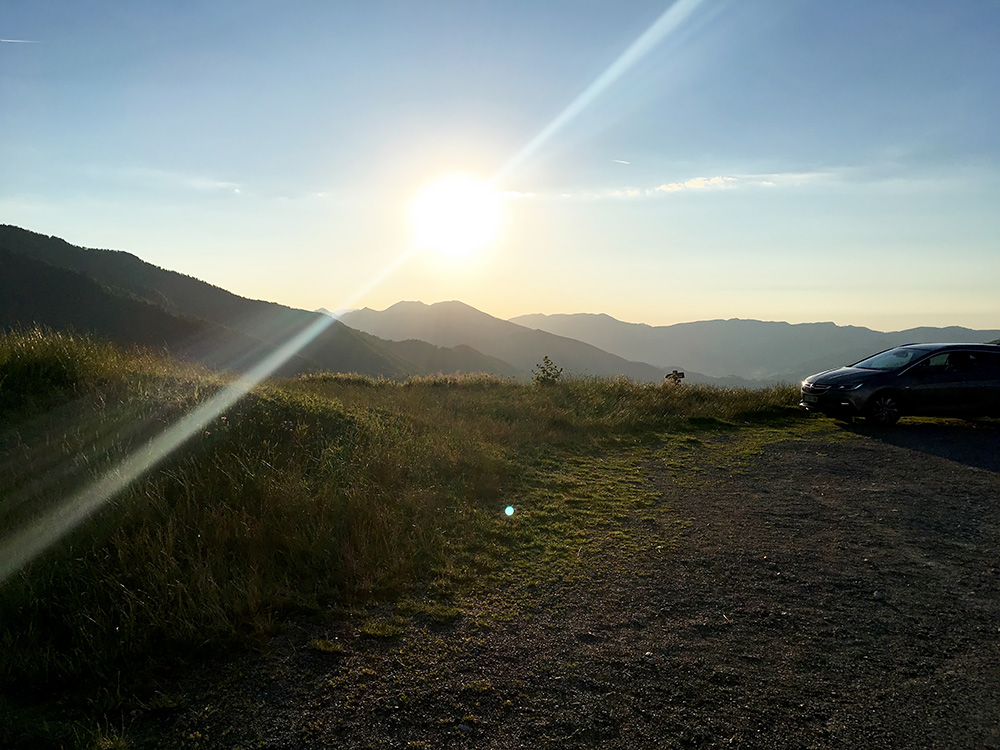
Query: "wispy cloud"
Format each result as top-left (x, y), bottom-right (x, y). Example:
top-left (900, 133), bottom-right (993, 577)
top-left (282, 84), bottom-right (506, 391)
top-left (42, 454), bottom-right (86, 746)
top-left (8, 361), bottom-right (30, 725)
top-left (519, 171), bottom-right (836, 202)
top-left (609, 188), bottom-right (643, 198)
top-left (653, 175), bottom-right (736, 192)
top-left (183, 175), bottom-right (242, 192)
top-left (646, 171), bottom-right (832, 195)
top-left (736, 171), bottom-right (833, 188)
top-left (110, 166), bottom-right (243, 194)
top-left (611, 159), bottom-right (631, 165)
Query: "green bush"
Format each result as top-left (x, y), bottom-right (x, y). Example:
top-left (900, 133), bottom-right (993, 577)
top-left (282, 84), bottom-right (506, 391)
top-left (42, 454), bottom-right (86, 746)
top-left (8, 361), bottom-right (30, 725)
top-left (531, 355), bottom-right (563, 386)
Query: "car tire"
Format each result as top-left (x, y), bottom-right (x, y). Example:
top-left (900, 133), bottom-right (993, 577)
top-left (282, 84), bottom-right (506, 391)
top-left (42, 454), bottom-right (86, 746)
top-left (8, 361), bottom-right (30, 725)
top-left (865, 392), bottom-right (900, 426)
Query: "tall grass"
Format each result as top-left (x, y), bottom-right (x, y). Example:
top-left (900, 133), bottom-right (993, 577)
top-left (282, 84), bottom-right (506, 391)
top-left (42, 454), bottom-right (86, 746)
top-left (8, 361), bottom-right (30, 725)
top-left (0, 331), bottom-right (801, 703)
top-left (0, 326), bottom-right (174, 413)
top-left (292, 371), bottom-right (800, 451)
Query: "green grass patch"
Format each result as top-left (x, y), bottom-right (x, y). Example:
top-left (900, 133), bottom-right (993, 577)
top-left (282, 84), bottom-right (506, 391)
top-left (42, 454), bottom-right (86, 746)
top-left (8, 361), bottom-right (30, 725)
top-left (359, 616), bottom-right (407, 638)
top-left (309, 638), bottom-right (345, 654)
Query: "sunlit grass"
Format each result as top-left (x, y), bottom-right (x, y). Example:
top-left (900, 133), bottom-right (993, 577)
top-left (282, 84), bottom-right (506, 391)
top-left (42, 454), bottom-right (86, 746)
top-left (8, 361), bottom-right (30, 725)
top-left (0, 329), bottom-right (804, 748)
top-left (309, 638), bottom-right (344, 654)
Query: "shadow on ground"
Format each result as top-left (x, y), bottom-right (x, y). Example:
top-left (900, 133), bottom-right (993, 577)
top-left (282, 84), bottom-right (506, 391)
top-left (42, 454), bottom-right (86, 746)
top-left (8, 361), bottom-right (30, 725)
top-left (847, 417), bottom-right (1000, 473)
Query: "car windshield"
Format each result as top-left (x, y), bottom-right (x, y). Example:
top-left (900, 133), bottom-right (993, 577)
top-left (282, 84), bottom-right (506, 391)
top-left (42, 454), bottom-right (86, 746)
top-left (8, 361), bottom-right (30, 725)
top-left (852, 348), bottom-right (931, 370)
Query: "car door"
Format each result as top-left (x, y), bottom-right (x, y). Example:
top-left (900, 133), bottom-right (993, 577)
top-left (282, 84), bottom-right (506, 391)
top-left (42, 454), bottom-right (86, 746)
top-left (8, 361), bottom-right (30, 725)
top-left (900, 353), bottom-right (965, 414)
top-left (942, 351), bottom-right (983, 413)
top-left (966, 351), bottom-right (1000, 415)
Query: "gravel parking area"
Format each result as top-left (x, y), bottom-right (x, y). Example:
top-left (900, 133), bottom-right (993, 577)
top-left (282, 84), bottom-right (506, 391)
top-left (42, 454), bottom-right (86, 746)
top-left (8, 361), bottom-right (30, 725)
top-left (132, 420), bottom-right (1000, 749)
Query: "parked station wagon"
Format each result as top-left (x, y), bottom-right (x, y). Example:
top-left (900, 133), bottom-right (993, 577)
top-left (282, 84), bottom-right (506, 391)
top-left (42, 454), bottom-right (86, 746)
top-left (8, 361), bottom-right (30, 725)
top-left (800, 343), bottom-right (1000, 425)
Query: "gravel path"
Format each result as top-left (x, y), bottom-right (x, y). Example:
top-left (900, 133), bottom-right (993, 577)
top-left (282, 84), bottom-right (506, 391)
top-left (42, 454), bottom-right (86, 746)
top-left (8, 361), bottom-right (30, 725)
top-left (132, 420), bottom-right (1000, 749)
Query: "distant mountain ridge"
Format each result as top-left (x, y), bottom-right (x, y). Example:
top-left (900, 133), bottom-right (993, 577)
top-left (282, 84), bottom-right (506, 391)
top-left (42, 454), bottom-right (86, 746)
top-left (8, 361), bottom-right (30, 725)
top-left (7, 224), bottom-right (994, 385)
top-left (509, 312), bottom-right (1000, 382)
top-left (340, 301), bottom-right (670, 383)
top-left (0, 226), bottom-right (512, 379)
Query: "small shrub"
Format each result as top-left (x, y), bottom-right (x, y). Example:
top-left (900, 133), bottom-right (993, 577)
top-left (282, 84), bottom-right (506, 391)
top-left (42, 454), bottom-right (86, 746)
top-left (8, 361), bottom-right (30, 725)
top-left (532, 356), bottom-right (563, 386)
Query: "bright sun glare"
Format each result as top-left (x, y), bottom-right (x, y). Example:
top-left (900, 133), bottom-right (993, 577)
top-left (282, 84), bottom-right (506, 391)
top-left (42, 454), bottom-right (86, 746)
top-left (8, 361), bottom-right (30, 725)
top-left (410, 175), bottom-right (502, 258)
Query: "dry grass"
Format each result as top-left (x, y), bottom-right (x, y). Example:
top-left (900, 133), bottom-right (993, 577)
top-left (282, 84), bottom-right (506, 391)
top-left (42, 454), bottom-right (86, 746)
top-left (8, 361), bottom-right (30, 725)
top-left (0, 330), bottom-right (802, 747)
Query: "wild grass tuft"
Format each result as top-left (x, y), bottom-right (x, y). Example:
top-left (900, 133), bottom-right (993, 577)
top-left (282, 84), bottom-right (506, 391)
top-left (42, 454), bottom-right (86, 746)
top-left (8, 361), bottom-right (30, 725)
top-left (309, 638), bottom-right (344, 654)
top-left (360, 616), bottom-right (407, 638)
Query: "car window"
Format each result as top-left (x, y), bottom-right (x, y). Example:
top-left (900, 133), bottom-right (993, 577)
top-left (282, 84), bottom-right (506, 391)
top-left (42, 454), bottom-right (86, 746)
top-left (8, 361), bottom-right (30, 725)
top-left (969, 351), bottom-right (1000, 381)
top-left (948, 352), bottom-right (974, 372)
top-left (985, 353), bottom-right (1000, 378)
top-left (909, 351), bottom-right (976, 376)
top-left (926, 353), bottom-right (950, 367)
top-left (853, 348), bottom-right (930, 370)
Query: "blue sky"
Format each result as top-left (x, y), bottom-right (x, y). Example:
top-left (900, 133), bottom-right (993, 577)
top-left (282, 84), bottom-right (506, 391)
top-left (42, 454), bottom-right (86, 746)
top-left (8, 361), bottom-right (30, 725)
top-left (3, 0), bottom-right (998, 330)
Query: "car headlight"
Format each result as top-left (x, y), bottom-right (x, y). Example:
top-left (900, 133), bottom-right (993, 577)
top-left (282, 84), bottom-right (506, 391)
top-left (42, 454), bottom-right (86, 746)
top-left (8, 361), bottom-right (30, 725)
top-left (833, 382), bottom-right (863, 390)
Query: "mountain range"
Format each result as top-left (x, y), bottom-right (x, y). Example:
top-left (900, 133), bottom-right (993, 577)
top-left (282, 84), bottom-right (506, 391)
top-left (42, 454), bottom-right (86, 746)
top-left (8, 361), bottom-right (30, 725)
top-left (509, 313), bottom-right (1000, 383)
top-left (0, 226), bottom-right (505, 379)
top-left (2, 224), bottom-right (997, 384)
top-left (338, 302), bottom-right (671, 384)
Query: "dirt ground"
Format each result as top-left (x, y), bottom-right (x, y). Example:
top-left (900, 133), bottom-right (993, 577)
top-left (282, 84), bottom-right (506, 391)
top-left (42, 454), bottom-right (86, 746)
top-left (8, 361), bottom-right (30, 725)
top-left (130, 419), bottom-right (1000, 749)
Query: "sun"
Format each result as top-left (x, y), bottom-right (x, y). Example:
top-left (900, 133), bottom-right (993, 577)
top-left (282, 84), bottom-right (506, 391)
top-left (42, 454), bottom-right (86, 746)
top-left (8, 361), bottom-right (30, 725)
top-left (410, 175), bottom-right (502, 258)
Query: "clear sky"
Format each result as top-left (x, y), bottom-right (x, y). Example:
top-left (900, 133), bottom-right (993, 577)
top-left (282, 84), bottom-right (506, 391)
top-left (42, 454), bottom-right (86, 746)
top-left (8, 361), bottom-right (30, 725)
top-left (3, 0), bottom-right (998, 331)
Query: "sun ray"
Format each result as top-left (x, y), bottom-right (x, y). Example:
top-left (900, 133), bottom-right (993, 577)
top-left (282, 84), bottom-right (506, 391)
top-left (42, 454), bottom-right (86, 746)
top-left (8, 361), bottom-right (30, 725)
top-left (494, 0), bottom-right (709, 183)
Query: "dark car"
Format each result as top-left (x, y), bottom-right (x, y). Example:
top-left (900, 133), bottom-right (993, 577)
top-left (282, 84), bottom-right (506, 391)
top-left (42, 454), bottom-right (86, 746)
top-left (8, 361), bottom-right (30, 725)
top-left (800, 343), bottom-right (1000, 425)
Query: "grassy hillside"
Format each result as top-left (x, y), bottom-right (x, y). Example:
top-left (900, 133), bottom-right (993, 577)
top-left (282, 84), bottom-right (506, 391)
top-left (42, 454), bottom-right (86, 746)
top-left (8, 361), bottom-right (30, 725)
top-left (363, 335), bottom-right (520, 378)
top-left (0, 248), bottom-right (213, 347)
top-left (0, 330), bottom-right (800, 748)
top-left (0, 249), bottom-right (330, 377)
top-left (0, 224), bottom-right (311, 327)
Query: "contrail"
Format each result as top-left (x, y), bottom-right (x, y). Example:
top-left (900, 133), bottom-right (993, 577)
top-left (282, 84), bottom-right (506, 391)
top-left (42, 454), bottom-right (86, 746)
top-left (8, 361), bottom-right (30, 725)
top-left (612, 159), bottom-right (631, 165)
top-left (494, 0), bottom-right (708, 183)
top-left (1, 39), bottom-right (41, 43)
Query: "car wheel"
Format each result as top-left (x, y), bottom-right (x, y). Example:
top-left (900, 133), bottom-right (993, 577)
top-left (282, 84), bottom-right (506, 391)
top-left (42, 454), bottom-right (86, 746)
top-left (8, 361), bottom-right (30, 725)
top-left (866, 393), bottom-right (900, 426)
